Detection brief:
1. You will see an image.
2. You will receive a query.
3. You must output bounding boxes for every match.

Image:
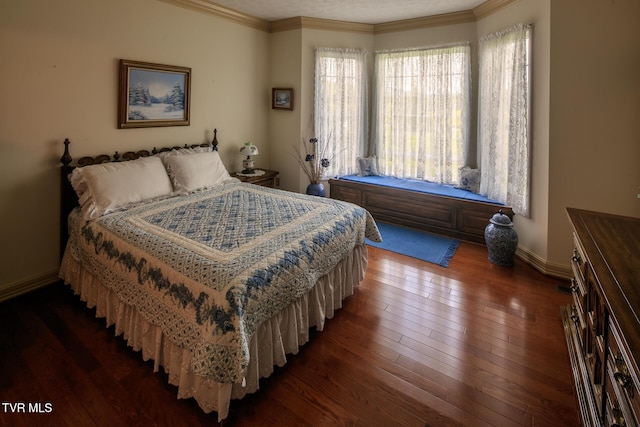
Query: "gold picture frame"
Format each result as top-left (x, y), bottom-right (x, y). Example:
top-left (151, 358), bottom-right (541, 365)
top-left (118, 59), bottom-right (191, 129)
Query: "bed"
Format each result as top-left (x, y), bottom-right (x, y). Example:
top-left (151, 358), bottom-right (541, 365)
top-left (58, 132), bottom-right (381, 422)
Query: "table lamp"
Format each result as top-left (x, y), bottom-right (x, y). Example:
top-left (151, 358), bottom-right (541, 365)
top-left (239, 142), bottom-right (259, 174)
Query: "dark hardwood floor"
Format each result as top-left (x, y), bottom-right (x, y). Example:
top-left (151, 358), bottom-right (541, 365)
top-left (0, 242), bottom-right (580, 427)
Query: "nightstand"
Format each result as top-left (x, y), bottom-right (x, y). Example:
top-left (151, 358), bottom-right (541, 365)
top-left (232, 169), bottom-right (279, 188)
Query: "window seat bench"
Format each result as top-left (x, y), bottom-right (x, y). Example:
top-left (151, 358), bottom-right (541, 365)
top-left (329, 175), bottom-right (513, 244)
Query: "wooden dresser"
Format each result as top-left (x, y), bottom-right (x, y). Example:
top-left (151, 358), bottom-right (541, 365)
top-left (563, 208), bottom-right (640, 427)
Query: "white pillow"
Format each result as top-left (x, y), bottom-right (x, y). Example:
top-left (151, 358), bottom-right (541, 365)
top-left (162, 151), bottom-right (231, 194)
top-left (457, 166), bottom-right (481, 193)
top-left (155, 145), bottom-right (212, 157)
top-left (70, 156), bottom-right (173, 220)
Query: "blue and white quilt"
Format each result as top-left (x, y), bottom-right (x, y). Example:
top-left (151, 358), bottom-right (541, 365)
top-left (62, 181), bottom-right (381, 384)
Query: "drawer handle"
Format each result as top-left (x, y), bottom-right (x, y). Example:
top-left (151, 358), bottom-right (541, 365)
top-left (614, 370), bottom-right (631, 385)
top-left (614, 352), bottom-right (634, 397)
top-left (572, 249), bottom-right (582, 264)
top-left (614, 370), bottom-right (632, 389)
top-left (570, 278), bottom-right (579, 293)
top-left (570, 307), bottom-right (579, 324)
top-left (611, 403), bottom-right (626, 427)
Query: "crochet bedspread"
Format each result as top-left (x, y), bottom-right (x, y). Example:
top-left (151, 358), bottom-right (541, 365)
top-left (61, 182), bottom-right (381, 384)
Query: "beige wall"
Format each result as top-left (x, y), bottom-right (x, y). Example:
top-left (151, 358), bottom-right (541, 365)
top-left (548, 0), bottom-right (640, 263)
top-left (0, 0), bottom-right (270, 297)
top-left (268, 29), bottom-right (302, 193)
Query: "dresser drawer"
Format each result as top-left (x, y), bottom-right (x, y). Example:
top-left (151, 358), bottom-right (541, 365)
top-left (608, 321), bottom-right (640, 426)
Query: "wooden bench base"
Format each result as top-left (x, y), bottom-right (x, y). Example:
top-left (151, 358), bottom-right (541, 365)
top-left (329, 178), bottom-right (513, 244)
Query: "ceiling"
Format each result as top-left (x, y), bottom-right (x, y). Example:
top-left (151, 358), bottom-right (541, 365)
top-left (207, 0), bottom-right (487, 25)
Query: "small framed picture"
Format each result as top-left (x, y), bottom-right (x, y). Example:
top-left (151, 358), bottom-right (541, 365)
top-left (118, 59), bottom-right (191, 129)
top-left (272, 88), bottom-right (294, 111)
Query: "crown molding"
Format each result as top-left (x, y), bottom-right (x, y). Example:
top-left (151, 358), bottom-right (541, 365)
top-left (270, 16), bottom-right (374, 34)
top-left (374, 10), bottom-right (477, 34)
top-left (157, 0), bottom-right (271, 32)
top-left (473, 0), bottom-right (520, 20)
top-left (159, 0), bottom-right (519, 34)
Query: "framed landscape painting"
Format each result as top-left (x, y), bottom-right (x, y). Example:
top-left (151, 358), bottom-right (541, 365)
top-left (118, 60), bottom-right (191, 129)
top-left (272, 88), bottom-right (293, 111)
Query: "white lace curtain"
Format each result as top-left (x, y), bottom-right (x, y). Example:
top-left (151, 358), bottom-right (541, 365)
top-left (314, 47), bottom-right (368, 178)
top-left (373, 44), bottom-right (470, 184)
top-left (478, 24), bottom-right (532, 217)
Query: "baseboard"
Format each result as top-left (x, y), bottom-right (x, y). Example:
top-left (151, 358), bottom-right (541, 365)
top-left (516, 247), bottom-right (571, 280)
top-left (0, 270), bottom-right (60, 303)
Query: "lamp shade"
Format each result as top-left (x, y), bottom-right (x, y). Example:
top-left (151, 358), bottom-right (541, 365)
top-left (239, 142), bottom-right (259, 156)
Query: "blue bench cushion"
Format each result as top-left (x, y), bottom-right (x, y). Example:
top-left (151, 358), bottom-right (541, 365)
top-left (336, 175), bottom-right (503, 205)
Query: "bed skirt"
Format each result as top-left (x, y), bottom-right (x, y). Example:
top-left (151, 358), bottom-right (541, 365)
top-left (59, 243), bottom-right (368, 421)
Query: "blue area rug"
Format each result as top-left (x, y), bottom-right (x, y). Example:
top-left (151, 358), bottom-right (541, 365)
top-left (366, 222), bottom-right (460, 267)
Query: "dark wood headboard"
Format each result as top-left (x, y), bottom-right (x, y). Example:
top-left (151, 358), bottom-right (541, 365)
top-left (59, 129), bottom-right (219, 259)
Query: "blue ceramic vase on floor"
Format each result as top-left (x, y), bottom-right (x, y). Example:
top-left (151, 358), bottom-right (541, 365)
top-left (306, 183), bottom-right (326, 197)
top-left (485, 209), bottom-right (518, 267)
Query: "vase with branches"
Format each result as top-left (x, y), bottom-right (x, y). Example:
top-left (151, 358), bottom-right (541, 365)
top-left (293, 137), bottom-right (331, 196)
